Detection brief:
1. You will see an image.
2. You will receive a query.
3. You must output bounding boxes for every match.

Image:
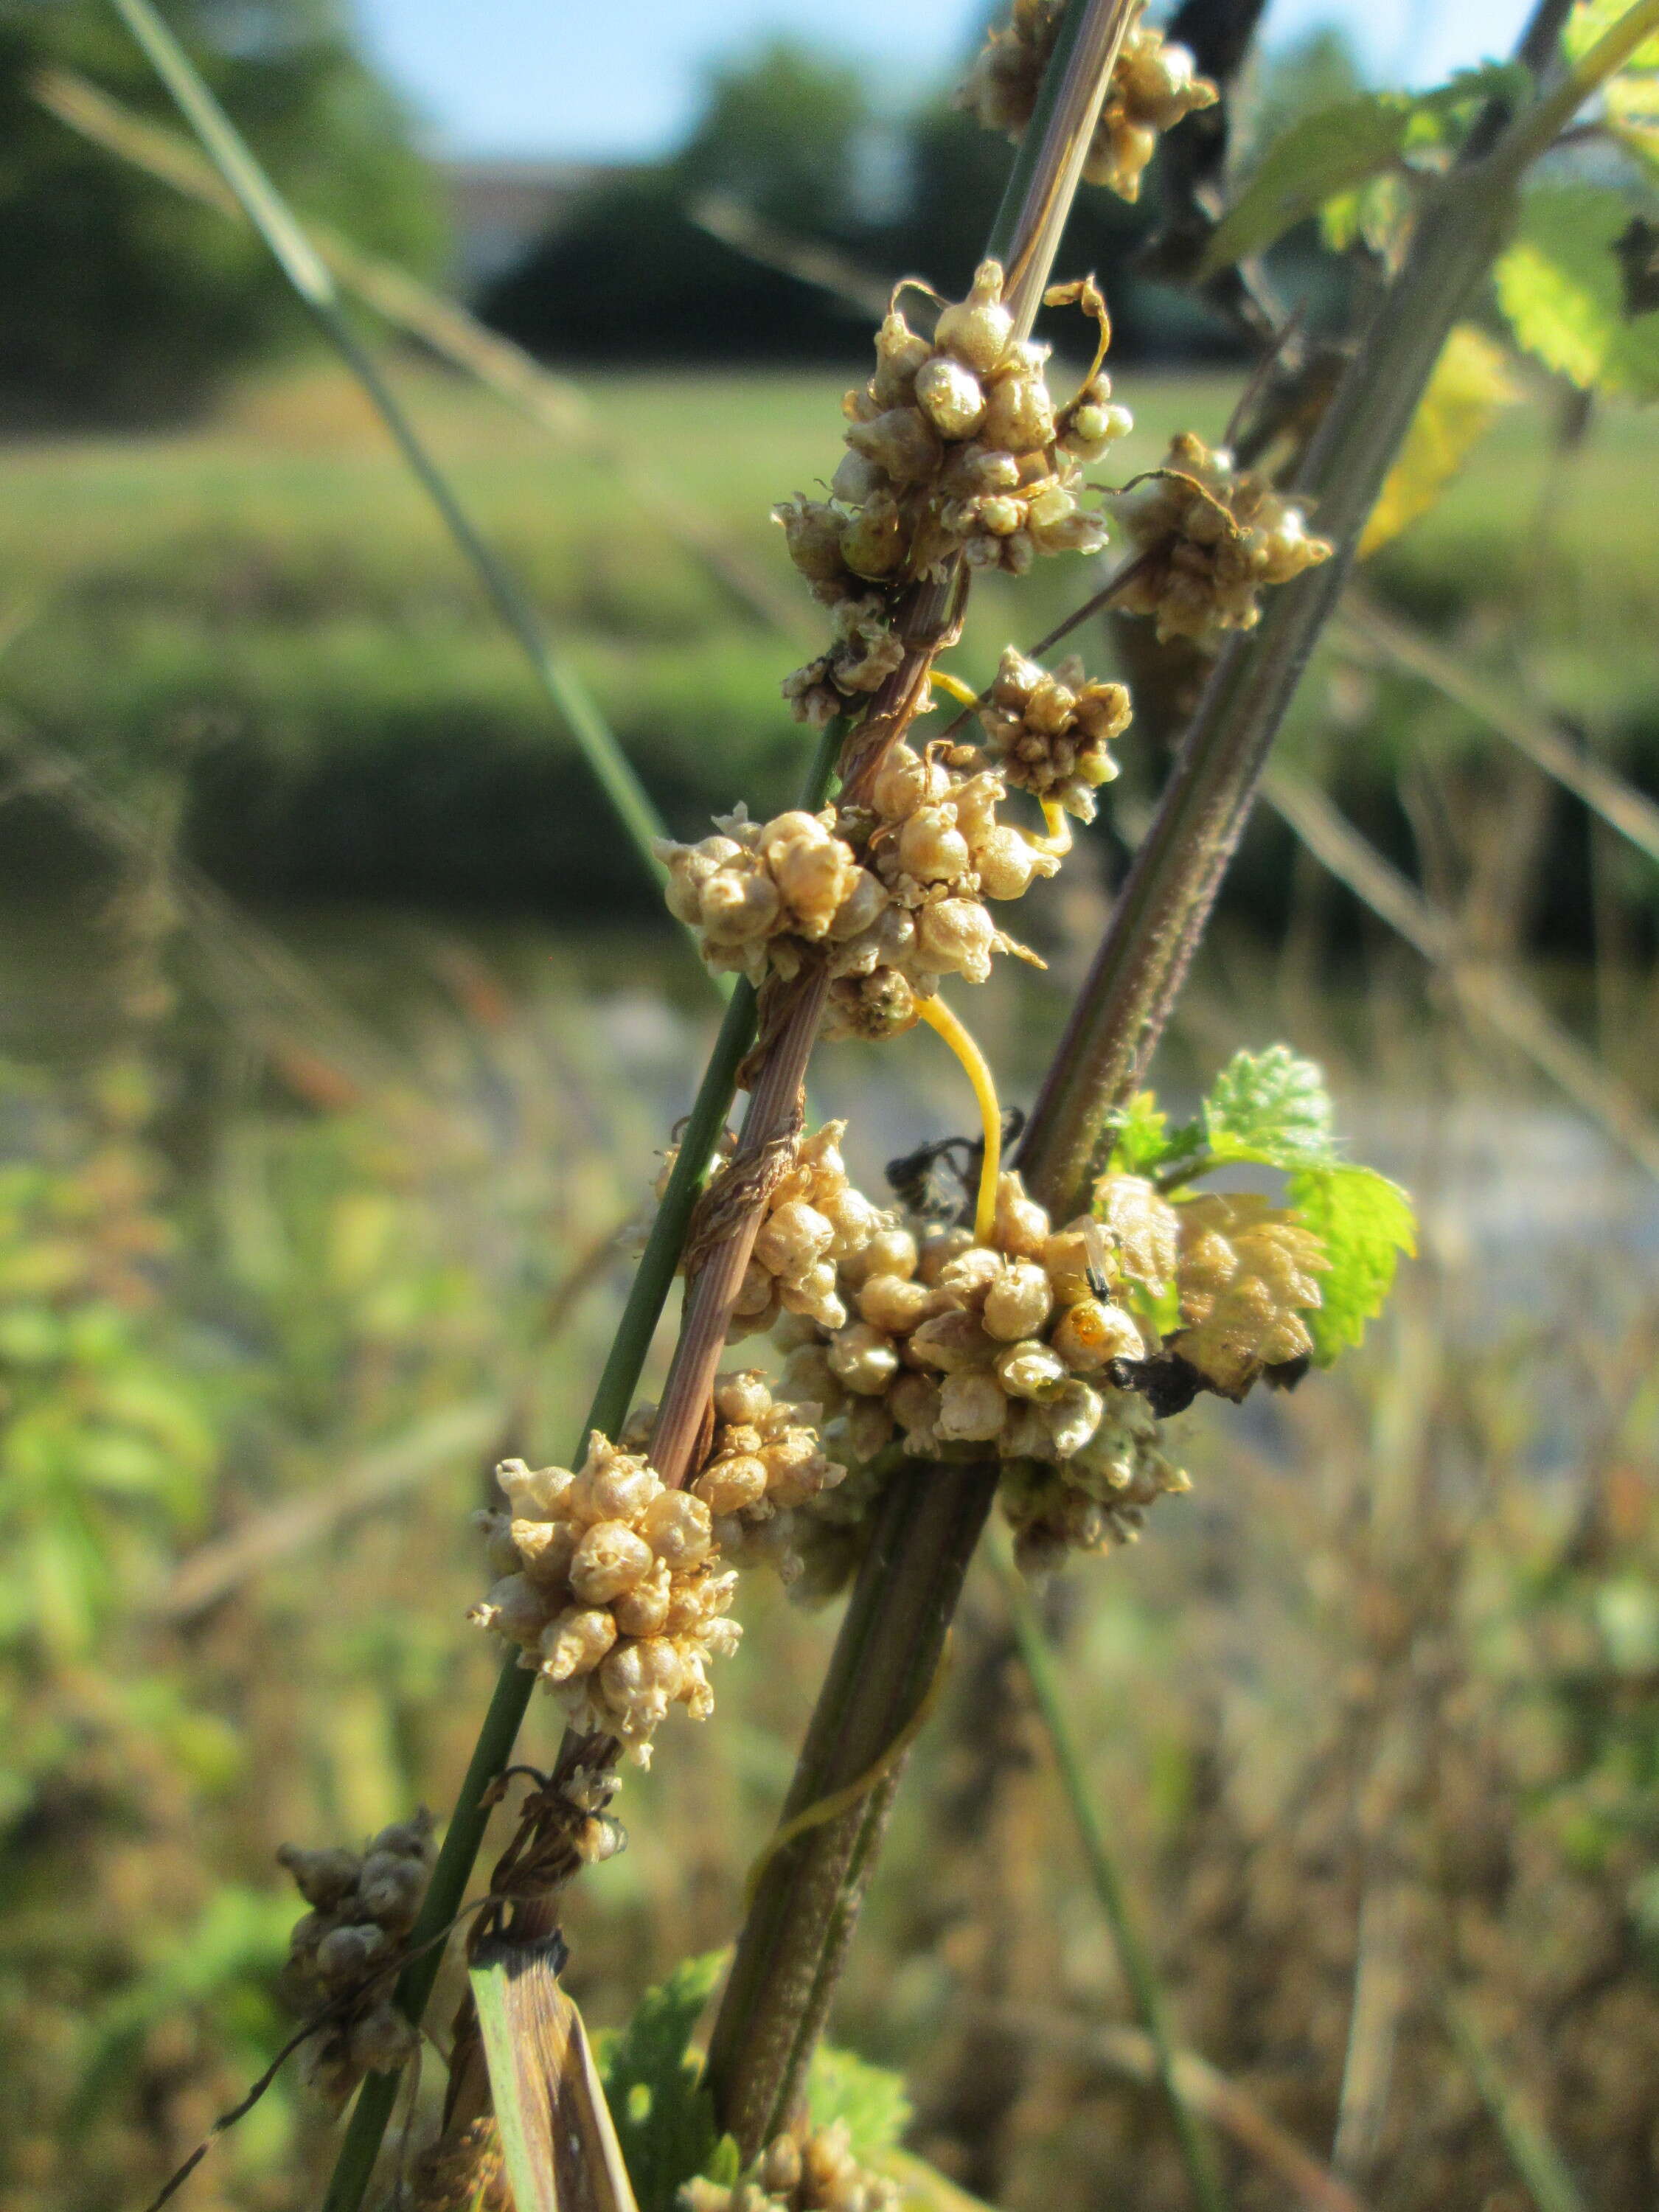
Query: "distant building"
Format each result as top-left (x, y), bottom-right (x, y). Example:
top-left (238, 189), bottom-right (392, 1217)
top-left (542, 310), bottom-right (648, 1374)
top-left (438, 158), bottom-right (625, 296)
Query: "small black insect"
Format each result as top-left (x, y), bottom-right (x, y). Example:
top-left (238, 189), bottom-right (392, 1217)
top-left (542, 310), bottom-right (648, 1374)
top-left (886, 1107), bottom-right (1026, 1225)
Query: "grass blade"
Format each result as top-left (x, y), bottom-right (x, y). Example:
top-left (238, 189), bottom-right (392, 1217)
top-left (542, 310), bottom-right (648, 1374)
top-left (108, 0), bottom-right (676, 905)
top-left (1263, 765), bottom-right (1659, 1183)
top-left (995, 1556), bottom-right (1229, 2212)
top-left (1337, 592), bottom-right (1659, 868)
top-left (1443, 1996), bottom-right (1587, 2212)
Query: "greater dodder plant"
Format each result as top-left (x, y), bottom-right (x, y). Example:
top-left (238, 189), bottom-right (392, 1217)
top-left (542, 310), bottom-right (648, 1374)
top-left (119, 0), bottom-right (1659, 2203)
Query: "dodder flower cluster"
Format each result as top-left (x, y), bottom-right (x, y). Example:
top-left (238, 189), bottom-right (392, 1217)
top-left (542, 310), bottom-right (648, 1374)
top-left (776, 1166), bottom-right (1189, 1570)
top-left (470, 1437), bottom-right (740, 1766)
top-left (1116, 432), bottom-right (1333, 648)
top-left (276, 1812), bottom-right (434, 2101)
top-left (1169, 1192), bottom-right (1330, 1398)
top-left (683, 2123), bottom-right (897, 2212)
top-left (657, 744), bottom-right (1067, 1037)
top-left (978, 647), bottom-right (1132, 823)
top-left (627, 1367), bottom-right (847, 1590)
top-left (958, 1), bottom-right (1219, 202)
top-left (775, 257), bottom-right (1127, 726)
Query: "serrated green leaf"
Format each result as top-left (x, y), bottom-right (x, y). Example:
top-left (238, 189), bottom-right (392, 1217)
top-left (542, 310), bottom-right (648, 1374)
top-left (1361, 324), bottom-right (1521, 556)
top-left (1204, 1046), bottom-right (1336, 1163)
top-left (1495, 182), bottom-right (1659, 397)
top-left (805, 2045), bottom-right (912, 2158)
top-left (1562, 0), bottom-right (1659, 71)
top-left (1107, 1091), bottom-right (1174, 1175)
top-left (1201, 65), bottom-right (1524, 276)
top-left (598, 1952), bottom-right (727, 2212)
top-left (1285, 1164), bottom-right (1416, 1362)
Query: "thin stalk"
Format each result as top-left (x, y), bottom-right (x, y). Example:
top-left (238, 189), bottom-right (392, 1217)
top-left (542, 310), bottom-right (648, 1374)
top-left (110, 0), bottom-right (676, 905)
top-left (709, 0), bottom-right (1579, 2152)
top-left (996, 1557), bottom-right (1228, 2212)
top-left (1335, 596), bottom-right (1659, 868)
top-left (1442, 1997), bottom-right (1587, 2212)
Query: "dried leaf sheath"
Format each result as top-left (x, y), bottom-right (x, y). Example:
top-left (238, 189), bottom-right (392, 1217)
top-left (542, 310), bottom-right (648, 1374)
top-left (470, 1938), bottom-right (640, 2212)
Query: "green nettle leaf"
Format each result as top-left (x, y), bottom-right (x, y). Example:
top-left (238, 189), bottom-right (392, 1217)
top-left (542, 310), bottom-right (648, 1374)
top-left (805, 2045), bottom-right (913, 2158)
top-left (1562, 0), bottom-right (1659, 70)
top-left (1108, 1091), bottom-right (1171, 1174)
top-left (1285, 1164), bottom-right (1416, 1362)
top-left (1201, 64), bottom-right (1524, 275)
top-left (1203, 1046), bottom-right (1337, 1167)
top-left (1495, 184), bottom-right (1659, 398)
top-left (598, 1951), bottom-right (728, 2212)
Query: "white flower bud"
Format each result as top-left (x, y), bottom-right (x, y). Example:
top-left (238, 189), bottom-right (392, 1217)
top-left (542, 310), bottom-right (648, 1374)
top-left (856, 1271), bottom-right (935, 1334)
top-left (995, 1339), bottom-right (1068, 1399)
top-left (640, 1490), bottom-right (714, 1568)
top-left (915, 355), bottom-right (987, 439)
top-left (937, 1368), bottom-right (1009, 1442)
top-left (694, 1453), bottom-right (771, 1516)
top-left (568, 1521), bottom-right (654, 1604)
top-left (916, 897), bottom-right (996, 984)
top-left (935, 262), bottom-right (1015, 374)
top-left (539, 1605), bottom-right (618, 1681)
top-left (1052, 1298), bottom-right (1145, 1370)
top-left (754, 1199), bottom-right (835, 1279)
top-left (469, 1573), bottom-right (554, 1645)
top-left (828, 1319), bottom-right (901, 1394)
top-left (1045, 1380), bottom-right (1105, 1458)
top-left (713, 1370), bottom-right (773, 1426)
top-left (908, 1309), bottom-right (995, 1372)
top-left (983, 1258), bottom-right (1053, 1340)
top-left (495, 1458), bottom-right (573, 1520)
top-left (611, 1560), bottom-right (674, 1638)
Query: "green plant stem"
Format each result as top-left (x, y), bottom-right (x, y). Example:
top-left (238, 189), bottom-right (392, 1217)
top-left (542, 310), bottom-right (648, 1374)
top-left (1022, 138), bottom-right (1525, 1201)
top-left (996, 1557), bottom-right (1228, 2212)
top-left (109, 0), bottom-right (675, 908)
top-left (1499, 0), bottom-right (1659, 170)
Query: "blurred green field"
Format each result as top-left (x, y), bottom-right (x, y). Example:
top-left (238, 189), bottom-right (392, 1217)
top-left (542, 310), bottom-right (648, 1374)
top-left (1, 356), bottom-right (1655, 918)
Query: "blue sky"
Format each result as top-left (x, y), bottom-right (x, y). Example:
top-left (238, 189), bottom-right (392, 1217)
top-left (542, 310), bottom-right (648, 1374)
top-left (352, 0), bottom-right (1536, 160)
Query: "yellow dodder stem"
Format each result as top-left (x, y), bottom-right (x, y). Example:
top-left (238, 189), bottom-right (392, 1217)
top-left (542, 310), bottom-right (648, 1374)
top-left (914, 995), bottom-right (1004, 1244)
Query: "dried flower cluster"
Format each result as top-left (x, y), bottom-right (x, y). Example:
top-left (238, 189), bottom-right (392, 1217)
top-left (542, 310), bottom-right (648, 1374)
top-left (775, 257), bottom-right (1127, 726)
top-left (656, 745), bottom-right (1065, 1036)
top-left (276, 1812), bottom-right (434, 2101)
top-left (957, 1), bottom-right (1218, 201)
top-left (1168, 1192), bottom-right (1330, 1398)
top-left (1116, 432), bottom-right (1333, 647)
top-left (625, 1367), bottom-right (846, 1588)
top-left (683, 2123), bottom-right (897, 2212)
top-left (773, 1165), bottom-right (1190, 1570)
top-left (470, 1437), bottom-right (740, 1766)
top-left (978, 646), bottom-right (1132, 822)
top-left (720, 1119), bottom-right (886, 1335)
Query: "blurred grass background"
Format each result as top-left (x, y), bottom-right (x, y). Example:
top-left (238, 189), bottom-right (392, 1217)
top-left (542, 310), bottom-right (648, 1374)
top-left (1, 54), bottom-right (1658, 2212)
